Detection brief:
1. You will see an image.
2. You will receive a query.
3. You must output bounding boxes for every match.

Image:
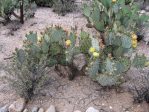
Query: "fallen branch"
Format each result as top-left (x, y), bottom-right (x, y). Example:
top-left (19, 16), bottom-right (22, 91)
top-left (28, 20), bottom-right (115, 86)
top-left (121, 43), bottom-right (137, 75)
top-left (4, 56), bottom-right (14, 60)
top-left (12, 12), bottom-right (20, 19)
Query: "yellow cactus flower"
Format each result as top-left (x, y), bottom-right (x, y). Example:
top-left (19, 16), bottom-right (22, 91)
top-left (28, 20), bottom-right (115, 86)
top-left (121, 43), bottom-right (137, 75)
top-left (93, 52), bottom-right (100, 58)
top-left (145, 62), bottom-right (149, 67)
top-left (132, 39), bottom-right (137, 45)
top-left (132, 44), bottom-right (137, 48)
top-left (131, 34), bottom-right (137, 40)
top-left (89, 47), bottom-right (96, 53)
top-left (112, 0), bottom-right (116, 3)
top-left (131, 38), bottom-right (137, 48)
top-left (65, 40), bottom-right (71, 46)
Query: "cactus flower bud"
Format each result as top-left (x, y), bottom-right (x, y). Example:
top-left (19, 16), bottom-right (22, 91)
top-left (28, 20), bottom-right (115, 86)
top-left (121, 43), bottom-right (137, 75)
top-left (112, 0), bottom-right (116, 3)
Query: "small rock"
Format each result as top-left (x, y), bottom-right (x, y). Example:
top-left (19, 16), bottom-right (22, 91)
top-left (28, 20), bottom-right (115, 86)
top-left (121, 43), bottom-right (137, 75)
top-left (0, 105), bottom-right (8, 112)
top-left (74, 110), bottom-right (82, 112)
top-left (140, 10), bottom-right (146, 14)
top-left (109, 106), bottom-right (113, 109)
top-left (38, 108), bottom-right (44, 112)
top-left (32, 107), bottom-right (39, 112)
top-left (86, 107), bottom-right (99, 112)
top-left (46, 105), bottom-right (55, 112)
top-left (101, 103), bottom-right (105, 106)
top-left (145, 6), bottom-right (149, 11)
top-left (23, 109), bottom-right (28, 112)
top-left (9, 98), bottom-right (26, 112)
top-left (73, 53), bottom-right (86, 71)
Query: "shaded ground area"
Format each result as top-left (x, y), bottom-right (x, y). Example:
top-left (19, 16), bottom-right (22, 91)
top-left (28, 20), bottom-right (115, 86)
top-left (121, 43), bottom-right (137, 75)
top-left (0, 7), bottom-right (149, 112)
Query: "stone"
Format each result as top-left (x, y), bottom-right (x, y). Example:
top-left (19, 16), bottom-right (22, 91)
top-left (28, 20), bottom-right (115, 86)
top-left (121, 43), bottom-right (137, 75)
top-left (46, 105), bottom-right (55, 112)
top-left (0, 105), bottom-right (8, 112)
top-left (73, 53), bottom-right (86, 71)
top-left (140, 10), bottom-right (146, 14)
top-left (23, 109), bottom-right (28, 112)
top-left (32, 107), bottom-right (39, 112)
top-left (86, 107), bottom-right (99, 112)
top-left (38, 108), bottom-right (44, 112)
top-left (74, 110), bottom-right (82, 112)
top-left (145, 6), bottom-right (149, 11)
top-left (9, 98), bottom-right (26, 112)
top-left (142, 28), bottom-right (149, 44)
top-left (109, 106), bottom-right (113, 109)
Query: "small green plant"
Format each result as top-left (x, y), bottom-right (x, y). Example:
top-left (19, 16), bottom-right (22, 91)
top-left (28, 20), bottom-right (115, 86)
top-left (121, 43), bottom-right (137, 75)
top-left (82, 0), bottom-right (149, 86)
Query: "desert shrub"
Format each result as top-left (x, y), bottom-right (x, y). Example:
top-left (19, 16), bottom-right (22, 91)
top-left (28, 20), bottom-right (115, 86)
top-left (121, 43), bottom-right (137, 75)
top-left (7, 48), bottom-right (49, 101)
top-left (32, 0), bottom-right (76, 15)
top-left (82, 0), bottom-right (149, 86)
top-left (34, 0), bottom-right (53, 7)
top-left (22, 0), bottom-right (37, 19)
top-left (7, 26), bottom-right (80, 100)
top-left (53, 0), bottom-right (76, 15)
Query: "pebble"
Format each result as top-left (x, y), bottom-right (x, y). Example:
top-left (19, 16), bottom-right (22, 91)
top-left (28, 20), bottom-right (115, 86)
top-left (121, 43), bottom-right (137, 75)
top-left (32, 107), bottom-right (39, 112)
top-left (23, 109), bottom-right (28, 112)
top-left (46, 105), bottom-right (55, 112)
top-left (74, 110), bottom-right (82, 112)
top-left (109, 106), bottom-right (113, 109)
top-left (0, 105), bottom-right (8, 112)
top-left (86, 107), bottom-right (99, 112)
top-left (38, 108), bottom-right (44, 112)
top-left (9, 98), bottom-right (26, 112)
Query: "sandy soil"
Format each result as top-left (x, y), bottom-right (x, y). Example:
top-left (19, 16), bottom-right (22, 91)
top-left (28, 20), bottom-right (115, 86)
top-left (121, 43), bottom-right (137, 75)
top-left (0, 7), bottom-right (149, 112)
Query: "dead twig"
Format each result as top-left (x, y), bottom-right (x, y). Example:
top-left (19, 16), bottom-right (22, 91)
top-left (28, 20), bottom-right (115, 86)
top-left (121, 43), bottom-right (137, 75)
top-left (4, 56), bottom-right (14, 60)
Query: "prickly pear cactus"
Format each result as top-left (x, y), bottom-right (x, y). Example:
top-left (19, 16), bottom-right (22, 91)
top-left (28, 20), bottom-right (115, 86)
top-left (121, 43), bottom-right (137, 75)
top-left (79, 31), bottom-right (92, 54)
top-left (82, 0), bottom-right (149, 86)
top-left (24, 26), bottom-right (79, 67)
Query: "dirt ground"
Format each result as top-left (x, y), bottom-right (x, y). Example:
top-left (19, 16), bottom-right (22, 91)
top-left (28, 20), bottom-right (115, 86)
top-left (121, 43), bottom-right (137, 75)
top-left (0, 7), bottom-right (149, 112)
